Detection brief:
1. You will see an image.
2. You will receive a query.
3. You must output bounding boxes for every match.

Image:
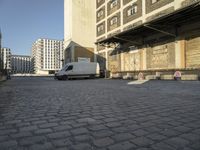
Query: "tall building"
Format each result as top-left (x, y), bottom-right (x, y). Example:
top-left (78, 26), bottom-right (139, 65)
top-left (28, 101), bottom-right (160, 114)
top-left (11, 55), bottom-right (31, 74)
top-left (95, 0), bottom-right (200, 78)
top-left (0, 30), bottom-right (3, 70)
top-left (0, 47), bottom-right (12, 71)
top-left (64, 0), bottom-right (96, 63)
top-left (31, 38), bottom-right (64, 75)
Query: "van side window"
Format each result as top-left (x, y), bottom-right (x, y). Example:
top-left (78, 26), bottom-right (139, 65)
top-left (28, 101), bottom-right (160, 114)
top-left (66, 65), bottom-right (73, 71)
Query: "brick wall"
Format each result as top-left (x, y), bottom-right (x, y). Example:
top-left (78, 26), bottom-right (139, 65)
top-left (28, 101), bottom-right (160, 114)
top-left (96, 0), bottom-right (105, 9)
top-left (146, 0), bottom-right (174, 14)
top-left (123, 0), bottom-right (133, 5)
top-left (74, 46), bottom-right (94, 62)
top-left (108, 50), bottom-right (121, 72)
top-left (97, 21), bottom-right (106, 37)
top-left (97, 6), bottom-right (106, 23)
top-left (107, 12), bottom-right (121, 32)
top-left (107, 0), bottom-right (121, 16)
top-left (146, 7), bottom-right (174, 22)
top-left (146, 40), bottom-right (175, 69)
top-left (181, 0), bottom-right (200, 7)
top-left (123, 0), bottom-right (142, 25)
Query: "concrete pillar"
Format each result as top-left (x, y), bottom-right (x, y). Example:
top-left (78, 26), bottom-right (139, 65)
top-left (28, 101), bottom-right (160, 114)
top-left (105, 49), bottom-right (108, 70)
top-left (175, 38), bottom-right (186, 69)
top-left (121, 52), bottom-right (124, 71)
top-left (142, 48), bottom-right (147, 70)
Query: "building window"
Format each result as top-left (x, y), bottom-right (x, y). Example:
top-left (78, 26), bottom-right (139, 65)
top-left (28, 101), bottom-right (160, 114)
top-left (97, 25), bottom-right (104, 32)
top-left (110, 0), bottom-right (117, 9)
top-left (152, 0), bottom-right (159, 4)
top-left (110, 16), bottom-right (117, 25)
top-left (127, 5), bottom-right (138, 16)
top-left (97, 10), bottom-right (104, 18)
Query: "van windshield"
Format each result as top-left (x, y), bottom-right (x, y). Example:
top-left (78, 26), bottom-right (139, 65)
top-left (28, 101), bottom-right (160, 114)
top-left (61, 65), bottom-right (68, 71)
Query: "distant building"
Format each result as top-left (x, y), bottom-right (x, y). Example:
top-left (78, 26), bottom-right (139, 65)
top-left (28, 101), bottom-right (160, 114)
top-left (11, 55), bottom-right (31, 74)
top-left (31, 38), bottom-right (64, 75)
top-left (64, 0), bottom-right (96, 63)
top-left (0, 47), bottom-right (12, 71)
top-left (0, 30), bottom-right (3, 70)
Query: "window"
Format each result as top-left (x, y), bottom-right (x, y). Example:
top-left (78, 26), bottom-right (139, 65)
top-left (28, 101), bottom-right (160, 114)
top-left (127, 5), bottom-right (138, 16)
top-left (110, 17), bottom-right (117, 25)
top-left (97, 10), bottom-right (104, 18)
top-left (110, 0), bottom-right (117, 9)
top-left (97, 0), bottom-right (102, 3)
top-left (152, 0), bottom-right (159, 4)
top-left (97, 25), bottom-right (104, 32)
top-left (66, 65), bottom-right (73, 71)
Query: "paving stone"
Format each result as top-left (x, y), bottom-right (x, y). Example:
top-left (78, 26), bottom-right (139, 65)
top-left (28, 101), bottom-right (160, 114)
top-left (29, 142), bottom-right (54, 150)
top-left (112, 133), bottom-right (134, 142)
top-left (108, 141), bottom-right (136, 150)
top-left (0, 135), bottom-right (9, 142)
top-left (53, 125), bottom-right (72, 131)
top-left (164, 137), bottom-right (190, 149)
top-left (93, 137), bottom-right (114, 147)
top-left (34, 128), bottom-right (53, 134)
top-left (19, 125), bottom-right (38, 131)
top-left (0, 140), bottom-right (18, 148)
top-left (89, 124), bottom-right (108, 131)
top-left (106, 122), bottom-right (122, 128)
top-left (71, 128), bottom-right (89, 135)
top-left (74, 134), bottom-right (91, 142)
top-left (47, 131), bottom-right (71, 139)
top-left (147, 133), bottom-right (167, 141)
top-left (92, 130), bottom-right (113, 138)
top-left (11, 131), bottom-right (32, 138)
top-left (0, 129), bottom-right (18, 135)
top-left (71, 143), bottom-right (93, 150)
top-left (19, 136), bottom-right (46, 146)
top-left (39, 123), bottom-right (58, 128)
top-left (1, 78), bottom-right (200, 149)
top-left (52, 139), bottom-right (72, 147)
top-left (132, 129), bottom-right (149, 136)
top-left (131, 137), bottom-right (154, 147)
top-left (151, 142), bottom-right (176, 150)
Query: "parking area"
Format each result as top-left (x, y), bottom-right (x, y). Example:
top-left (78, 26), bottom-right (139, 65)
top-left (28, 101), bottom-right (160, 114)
top-left (0, 77), bottom-right (200, 150)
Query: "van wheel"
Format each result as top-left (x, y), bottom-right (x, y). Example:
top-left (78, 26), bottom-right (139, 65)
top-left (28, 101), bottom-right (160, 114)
top-left (90, 75), bottom-right (95, 79)
top-left (62, 75), bottom-right (68, 80)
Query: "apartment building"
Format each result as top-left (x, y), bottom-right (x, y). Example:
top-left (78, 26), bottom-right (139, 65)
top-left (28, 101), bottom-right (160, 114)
top-left (0, 48), bottom-right (12, 71)
top-left (0, 30), bottom-right (3, 70)
top-left (64, 0), bottom-right (96, 63)
top-left (31, 39), bottom-right (64, 75)
top-left (95, 0), bottom-right (200, 79)
top-left (11, 55), bottom-right (31, 74)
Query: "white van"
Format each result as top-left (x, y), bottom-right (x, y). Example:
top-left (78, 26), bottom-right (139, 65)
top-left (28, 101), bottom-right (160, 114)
top-left (55, 62), bottom-right (100, 80)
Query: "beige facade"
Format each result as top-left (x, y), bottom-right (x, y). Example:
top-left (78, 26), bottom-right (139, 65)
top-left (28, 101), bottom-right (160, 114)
top-left (64, 0), bottom-right (96, 64)
top-left (96, 0), bottom-right (200, 79)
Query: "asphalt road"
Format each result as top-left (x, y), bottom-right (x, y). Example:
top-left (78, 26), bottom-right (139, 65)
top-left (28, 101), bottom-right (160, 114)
top-left (0, 77), bottom-right (200, 150)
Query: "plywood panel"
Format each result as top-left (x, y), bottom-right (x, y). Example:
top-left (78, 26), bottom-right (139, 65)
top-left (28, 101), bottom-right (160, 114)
top-left (186, 37), bottom-right (200, 68)
top-left (123, 51), bottom-right (140, 71)
top-left (146, 42), bottom-right (175, 69)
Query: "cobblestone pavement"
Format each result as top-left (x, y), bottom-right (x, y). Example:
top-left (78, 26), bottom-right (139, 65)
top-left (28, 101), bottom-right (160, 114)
top-left (0, 77), bottom-right (200, 150)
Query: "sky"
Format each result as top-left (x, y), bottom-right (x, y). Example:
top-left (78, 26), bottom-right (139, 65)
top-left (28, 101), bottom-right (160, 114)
top-left (0, 0), bottom-right (64, 55)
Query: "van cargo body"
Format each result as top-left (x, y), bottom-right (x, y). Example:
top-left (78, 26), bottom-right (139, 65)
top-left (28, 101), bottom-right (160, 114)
top-left (55, 62), bottom-right (100, 80)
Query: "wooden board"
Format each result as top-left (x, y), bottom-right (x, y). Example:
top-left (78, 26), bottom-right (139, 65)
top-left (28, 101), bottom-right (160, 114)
top-left (186, 37), bottom-right (200, 68)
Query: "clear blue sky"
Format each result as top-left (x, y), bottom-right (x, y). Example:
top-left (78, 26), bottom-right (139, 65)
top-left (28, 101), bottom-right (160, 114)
top-left (0, 0), bottom-right (64, 55)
